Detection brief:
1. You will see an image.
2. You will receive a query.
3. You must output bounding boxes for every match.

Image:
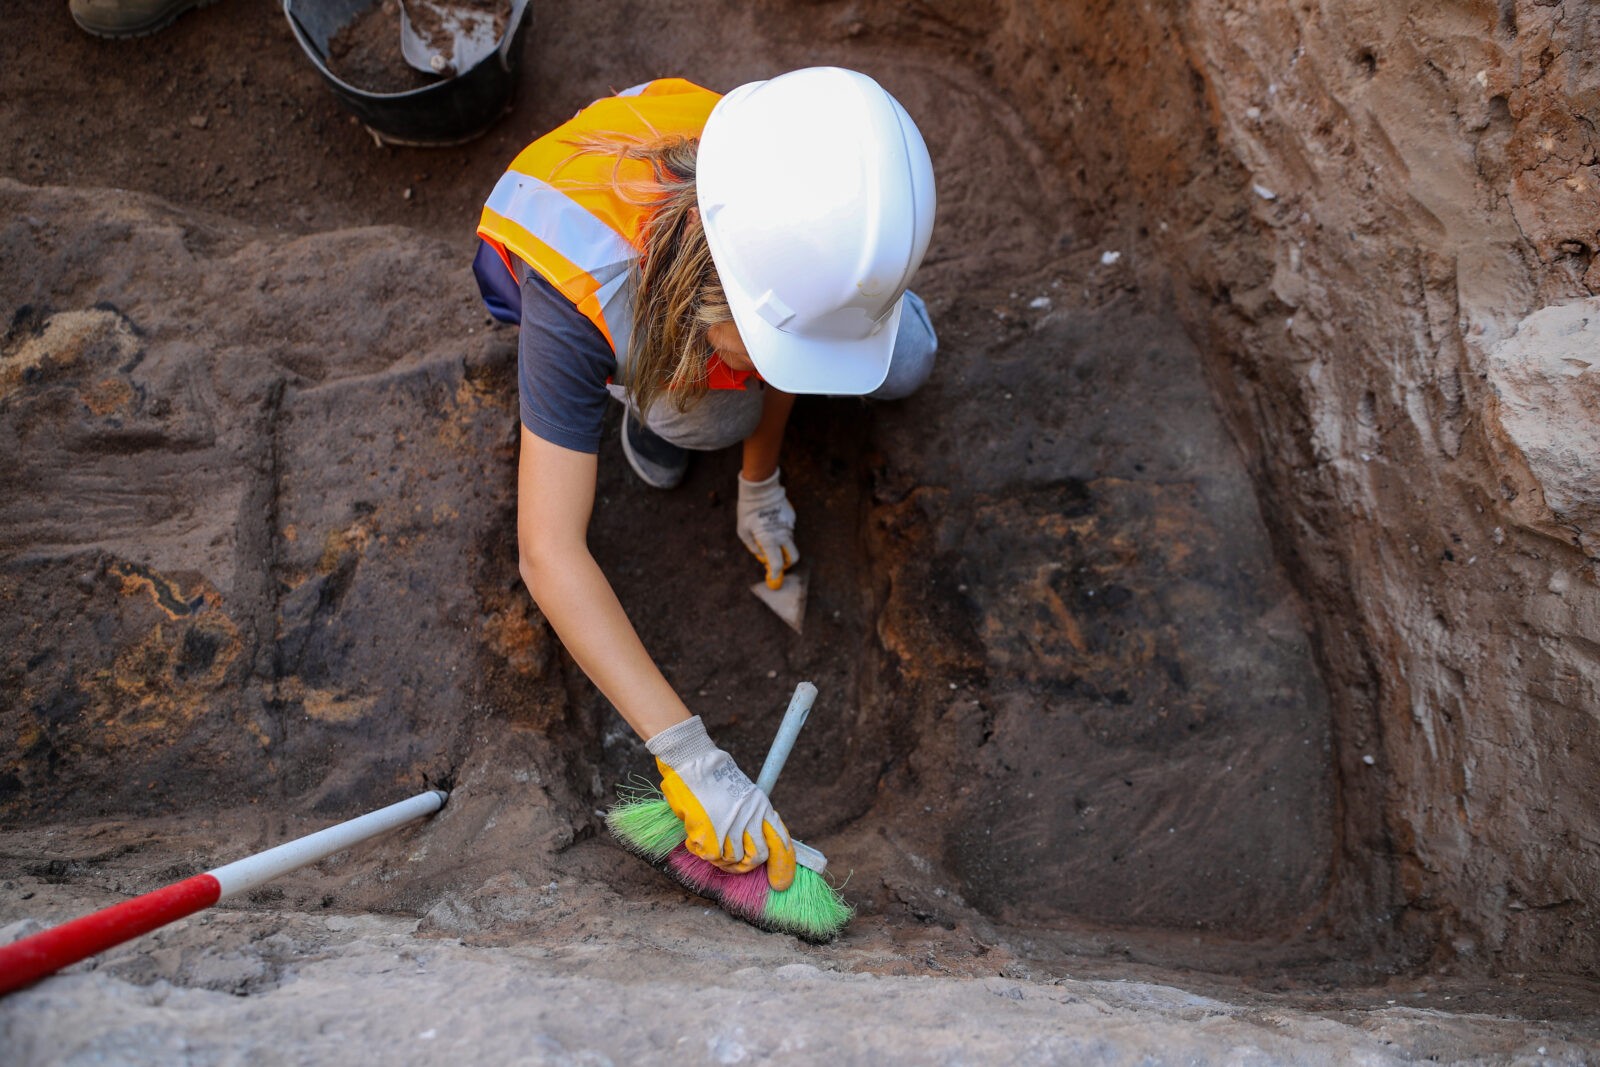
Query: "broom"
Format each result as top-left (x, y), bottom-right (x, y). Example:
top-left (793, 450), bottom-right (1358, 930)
top-left (606, 682), bottom-right (851, 942)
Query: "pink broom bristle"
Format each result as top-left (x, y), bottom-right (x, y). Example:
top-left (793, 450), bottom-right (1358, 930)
top-left (664, 845), bottom-right (770, 921)
top-left (665, 845), bottom-right (716, 889)
top-left (716, 867), bottom-right (771, 920)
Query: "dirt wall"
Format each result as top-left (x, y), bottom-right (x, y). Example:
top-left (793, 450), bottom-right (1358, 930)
top-left (1171, 0), bottom-right (1600, 977)
top-left (948, 0), bottom-right (1600, 972)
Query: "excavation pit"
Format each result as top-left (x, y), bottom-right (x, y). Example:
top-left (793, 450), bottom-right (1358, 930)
top-left (2, 1), bottom-right (1598, 1057)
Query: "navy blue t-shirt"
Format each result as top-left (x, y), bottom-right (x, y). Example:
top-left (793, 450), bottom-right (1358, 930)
top-left (515, 268), bottom-right (618, 454)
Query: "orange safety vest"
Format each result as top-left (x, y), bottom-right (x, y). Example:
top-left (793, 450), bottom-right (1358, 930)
top-left (476, 78), bottom-right (753, 389)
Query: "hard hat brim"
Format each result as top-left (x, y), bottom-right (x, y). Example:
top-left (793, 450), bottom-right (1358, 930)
top-left (731, 295), bottom-right (902, 396)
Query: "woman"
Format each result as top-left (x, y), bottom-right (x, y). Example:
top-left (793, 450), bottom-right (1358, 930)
top-left (473, 68), bottom-right (936, 893)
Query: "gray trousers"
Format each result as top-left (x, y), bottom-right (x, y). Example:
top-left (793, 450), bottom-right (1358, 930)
top-left (613, 291), bottom-right (937, 451)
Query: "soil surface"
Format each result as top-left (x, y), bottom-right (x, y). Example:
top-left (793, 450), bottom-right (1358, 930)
top-left (3, 0), bottom-right (1599, 1060)
top-left (6, 884), bottom-right (1599, 1065)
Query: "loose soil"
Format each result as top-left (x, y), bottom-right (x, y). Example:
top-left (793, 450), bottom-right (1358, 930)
top-left (327, 0), bottom-right (441, 94)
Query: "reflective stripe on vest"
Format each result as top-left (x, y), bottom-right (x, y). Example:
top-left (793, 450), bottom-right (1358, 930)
top-left (476, 78), bottom-right (721, 364)
top-left (480, 172), bottom-right (638, 356)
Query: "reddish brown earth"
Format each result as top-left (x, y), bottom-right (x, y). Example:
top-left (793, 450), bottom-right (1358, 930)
top-left (2, 0), bottom-right (1598, 1055)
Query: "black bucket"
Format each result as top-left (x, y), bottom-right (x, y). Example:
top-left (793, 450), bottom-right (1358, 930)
top-left (283, 0), bottom-right (531, 147)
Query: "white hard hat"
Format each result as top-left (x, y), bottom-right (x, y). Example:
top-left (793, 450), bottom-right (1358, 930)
top-left (697, 67), bottom-right (936, 395)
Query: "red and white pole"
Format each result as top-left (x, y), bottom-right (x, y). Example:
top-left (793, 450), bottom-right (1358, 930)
top-left (0, 789), bottom-right (447, 996)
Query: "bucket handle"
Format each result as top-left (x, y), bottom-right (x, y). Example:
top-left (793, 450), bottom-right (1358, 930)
top-left (499, 0), bottom-right (533, 72)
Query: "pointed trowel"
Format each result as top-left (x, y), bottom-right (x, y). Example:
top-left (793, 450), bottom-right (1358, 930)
top-left (750, 569), bottom-right (808, 634)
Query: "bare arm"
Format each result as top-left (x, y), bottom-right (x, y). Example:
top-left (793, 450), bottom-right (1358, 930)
top-left (740, 385), bottom-right (794, 482)
top-left (516, 425), bottom-right (691, 742)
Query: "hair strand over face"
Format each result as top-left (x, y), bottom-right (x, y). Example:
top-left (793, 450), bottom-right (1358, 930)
top-left (560, 132), bottom-right (732, 422)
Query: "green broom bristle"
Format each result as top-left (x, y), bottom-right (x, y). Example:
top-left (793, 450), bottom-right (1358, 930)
top-left (605, 795), bottom-right (685, 861)
top-left (763, 865), bottom-right (853, 943)
top-left (604, 789), bottom-right (853, 941)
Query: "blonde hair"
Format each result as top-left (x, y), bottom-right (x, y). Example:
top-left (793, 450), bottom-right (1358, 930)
top-left (560, 132), bottom-right (732, 421)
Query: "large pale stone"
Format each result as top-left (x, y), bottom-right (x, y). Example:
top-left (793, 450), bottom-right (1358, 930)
top-left (1487, 298), bottom-right (1600, 556)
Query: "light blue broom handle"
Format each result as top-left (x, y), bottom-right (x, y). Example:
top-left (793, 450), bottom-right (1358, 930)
top-left (755, 681), bottom-right (817, 796)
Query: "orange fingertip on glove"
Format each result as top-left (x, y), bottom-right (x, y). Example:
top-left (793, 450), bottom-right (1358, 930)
top-left (658, 764), bottom-right (722, 867)
top-left (761, 819), bottom-right (796, 890)
top-left (736, 469), bottom-right (799, 591)
top-left (755, 547), bottom-right (795, 590)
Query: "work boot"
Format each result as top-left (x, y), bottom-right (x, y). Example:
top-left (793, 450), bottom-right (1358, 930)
top-left (620, 414), bottom-right (689, 490)
top-left (69, 0), bottom-right (209, 38)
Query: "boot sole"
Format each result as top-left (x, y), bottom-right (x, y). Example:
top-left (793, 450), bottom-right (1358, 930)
top-left (71, 0), bottom-right (216, 39)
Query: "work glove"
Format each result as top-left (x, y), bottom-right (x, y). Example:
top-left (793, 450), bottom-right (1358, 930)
top-left (647, 715), bottom-right (796, 891)
top-left (736, 468), bottom-right (799, 590)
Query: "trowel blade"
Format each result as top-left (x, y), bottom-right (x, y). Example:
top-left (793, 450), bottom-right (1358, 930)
top-left (398, 0), bottom-right (499, 76)
top-left (750, 570), bottom-right (808, 634)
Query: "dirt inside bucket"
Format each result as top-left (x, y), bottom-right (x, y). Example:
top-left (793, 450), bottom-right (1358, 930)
top-left (326, 0), bottom-right (440, 93)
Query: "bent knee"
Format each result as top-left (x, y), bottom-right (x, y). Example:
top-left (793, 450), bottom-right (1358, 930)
top-left (870, 291), bottom-right (938, 401)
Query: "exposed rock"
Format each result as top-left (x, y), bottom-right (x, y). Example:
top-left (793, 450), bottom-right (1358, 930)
top-left (1487, 298), bottom-right (1600, 557)
top-left (5, 887), bottom-right (1596, 1065)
